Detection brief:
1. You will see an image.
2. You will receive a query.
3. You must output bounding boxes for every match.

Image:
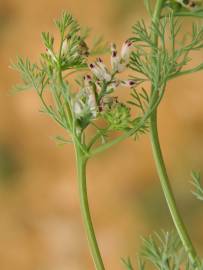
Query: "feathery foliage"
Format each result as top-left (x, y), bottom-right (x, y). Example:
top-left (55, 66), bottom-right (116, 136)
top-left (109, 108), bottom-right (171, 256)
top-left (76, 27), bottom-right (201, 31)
top-left (12, 2), bottom-right (203, 270)
top-left (123, 231), bottom-right (203, 270)
top-left (191, 171), bottom-right (203, 201)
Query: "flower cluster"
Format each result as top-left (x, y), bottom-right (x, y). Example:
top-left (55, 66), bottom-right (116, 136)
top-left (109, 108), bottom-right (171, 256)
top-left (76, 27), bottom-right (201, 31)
top-left (72, 40), bottom-right (136, 132)
top-left (89, 39), bottom-right (133, 79)
top-left (43, 30), bottom-right (88, 71)
top-left (72, 75), bottom-right (97, 119)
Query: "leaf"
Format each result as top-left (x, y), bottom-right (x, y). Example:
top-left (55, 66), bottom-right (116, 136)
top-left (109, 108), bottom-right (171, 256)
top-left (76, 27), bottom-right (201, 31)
top-left (121, 257), bottom-right (134, 270)
top-left (128, 88), bottom-right (149, 113)
top-left (10, 57), bottom-right (43, 91)
top-left (52, 135), bottom-right (72, 145)
top-left (137, 257), bottom-right (145, 270)
top-left (41, 32), bottom-right (54, 49)
top-left (10, 83), bottom-right (33, 93)
top-left (139, 231), bottom-right (185, 270)
top-left (54, 11), bottom-right (79, 36)
top-left (191, 171), bottom-right (203, 201)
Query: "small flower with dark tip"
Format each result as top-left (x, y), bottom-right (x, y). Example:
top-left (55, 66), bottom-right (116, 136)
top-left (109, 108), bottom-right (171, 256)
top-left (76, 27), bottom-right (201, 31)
top-left (110, 40), bottom-right (133, 73)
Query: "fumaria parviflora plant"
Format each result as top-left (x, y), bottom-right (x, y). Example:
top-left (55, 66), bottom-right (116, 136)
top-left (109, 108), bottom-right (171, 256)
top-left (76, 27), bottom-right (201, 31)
top-left (11, 0), bottom-right (203, 269)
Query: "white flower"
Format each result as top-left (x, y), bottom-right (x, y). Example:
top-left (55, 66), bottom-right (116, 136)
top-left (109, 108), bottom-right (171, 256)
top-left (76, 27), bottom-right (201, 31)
top-left (96, 58), bottom-right (107, 72)
top-left (84, 74), bottom-right (92, 87)
top-left (87, 93), bottom-right (97, 117)
top-left (89, 62), bottom-right (111, 82)
top-left (110, 43), bottom-right (120, 72)
top-left (110, 40), bottom-right (133, 73)
top-left (73, 100), bottom-right (84, 117)
top-left (121, 40), bottom-right (133, 62)
top-left (72, 86), bottom-right (87, 118)
top-left (88, 39), bottom-right (135, 98)
top-left (89, 63), bottom-right (103, 80)
top-left (97, 58), bottom-right (112, 82)
top-left (83, 75), bottom-right (98, 117)
top-left (121, 80), bottom-right (137, 88)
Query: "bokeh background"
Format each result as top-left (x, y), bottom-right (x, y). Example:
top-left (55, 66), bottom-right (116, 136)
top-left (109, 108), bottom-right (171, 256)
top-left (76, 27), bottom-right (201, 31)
top-left (0, 0), bottom-right (203, 269)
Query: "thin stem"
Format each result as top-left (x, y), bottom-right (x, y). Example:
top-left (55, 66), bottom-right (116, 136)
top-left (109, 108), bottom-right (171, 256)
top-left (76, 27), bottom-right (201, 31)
top-left (169, 63), bottom-right (203, 80)
top-left (152, 0), bottom-right (164, 26)
top-left (144, 0), bottom-right (153, 17)
top-left (88, 132), bottom-right (102, 150)
top-left (75, 145), bottom-right (105, 270)
top-left (149, 0), bottom-right (200, 267)
top-left (58, 70), bottom-right (73, 129)
top-left (150, 111), bottom-right (200, 267)
top-left (174, 11), bottom-right (203, 19)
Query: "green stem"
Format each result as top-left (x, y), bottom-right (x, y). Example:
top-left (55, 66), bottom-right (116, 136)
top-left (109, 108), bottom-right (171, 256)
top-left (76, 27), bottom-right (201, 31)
top-left (152, 0), bottom-right (164, 24)
top-left (144, 0), bottom-right (153, 17)
top-left (174, 11), bottom-right (203, 19)
top-left (150, 110), bottom-right (200, 266)
top-left (150, 0), bottom-right (200, 267)
top-left (75, 145), bottom-right (105, 270)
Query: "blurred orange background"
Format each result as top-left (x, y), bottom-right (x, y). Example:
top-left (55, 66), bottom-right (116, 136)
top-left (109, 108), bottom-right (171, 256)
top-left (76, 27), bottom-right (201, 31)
top-left (0, 0), bottom-right (203, 269)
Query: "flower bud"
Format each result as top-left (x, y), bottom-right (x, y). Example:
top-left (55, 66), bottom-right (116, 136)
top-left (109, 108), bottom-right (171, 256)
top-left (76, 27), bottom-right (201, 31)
top-left (89, 63), bottom-right (103, 80)
top-left (96, 58), bottom-right (112, 82)
top-left (84, 75), bottom-right (92, 87)
top-left (111, 43), bottom-right (120, 72)
top-left (87, 93), bottom-right (97, 118)
top-left (73, 100), bottom-right (84, 117)
top-left (89, 63), bottom-right (111, 82)
top-left (121, 80), bottom-right (137, 88)
top-left (96, 58), bottom-right (106, 71)
top-left (121, 40), bottom-right (133, 62)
